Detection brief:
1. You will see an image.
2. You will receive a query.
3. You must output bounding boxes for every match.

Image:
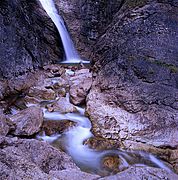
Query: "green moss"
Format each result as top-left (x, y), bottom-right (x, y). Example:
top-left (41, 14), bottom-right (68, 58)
top-left (147, 57), bottom-right (178, 73)
top-left (154, 60), bottom-right (178, 73)
top-left (124, 0), bottom-right (151, 9)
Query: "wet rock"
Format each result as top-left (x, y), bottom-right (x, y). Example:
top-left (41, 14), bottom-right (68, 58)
top-left (70, 69), bottom-right (92, 105)
top-left (122, 140), bottom-right (178, 173)
top-left (85, 137), bottom-right (122, 151)
top-left (99, 166), bottom-right (178, 180)
top-left (41, 120), bottom-right (75, 136)
top-left (47, 97), bottom-right (77, 113)
top-left (43, 64), bottom-right (66, 78)
top-left (10, 106), bottom-right (43, 136)
top-left (43, 77), bottom-right (68, 89)
top-left (24, 95), bottom-right (42, 105)
top-left (101, 155), bottom-right (126, 175)
top-left (0, 138), bottom-right (77, 179)
top-left (49, 169), bottom-right (100, 180)
top-left (28, 86), bottom-right (56, 100)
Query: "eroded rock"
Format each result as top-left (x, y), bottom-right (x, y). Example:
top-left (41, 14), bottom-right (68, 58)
top-left (49, 169), bottom-right (100, 180)
top-left (70, 69), bottom-right (92, 105)
top-left (41, 120), bottom-right (75, 136)
top-left (46, 97), bottom-right (77, 113)
top-left (0, 111), bottom-right (10, 136)
top-left (100, 166), bottom-right (178, 180)
top-left (10, 106), bottom-right (43, 136)
top-left (87, 0), bottom-right (178, 155)
top-left (0, 137), bottom-right (78, 179)
top-left (28, 86), bottom-right (56, 100)
top-left (85, 136), bottom-right (122, 151)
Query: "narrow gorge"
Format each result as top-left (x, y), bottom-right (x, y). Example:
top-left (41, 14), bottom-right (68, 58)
top-left (0, 0), bottom-right (178, 179)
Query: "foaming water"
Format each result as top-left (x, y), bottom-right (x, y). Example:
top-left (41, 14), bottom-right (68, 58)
top-left (38, 0), bottom-right (81, 63)
top-left (37, 103), bottom-right (172, 175)
top-left (37, 132), bottom-right (61, 143)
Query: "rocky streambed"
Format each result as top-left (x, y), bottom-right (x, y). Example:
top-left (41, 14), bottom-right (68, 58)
top-left (0, 64), bottom-right (178, 179)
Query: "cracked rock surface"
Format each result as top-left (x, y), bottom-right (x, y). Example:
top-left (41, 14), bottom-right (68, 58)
top-left (0, 0), bottom-right (63, 78)
top-left (86, 0), bottom-right (178, 173)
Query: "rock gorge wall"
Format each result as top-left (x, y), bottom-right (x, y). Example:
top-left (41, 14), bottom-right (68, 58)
top-left (86, 0), bottom-right (178, 171)
top-left (0, 0), bottom-right (121, 78)
top-left (1, 0), bottom-right (178, 150)
top-left (0, 0), bottom-right (63, 78)
top-left (55, 0), bottom-right (123, 59)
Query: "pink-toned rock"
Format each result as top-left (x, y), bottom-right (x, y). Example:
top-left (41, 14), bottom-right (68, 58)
top-left (69, 69), bottom-right (92, 105)
top-left (10, 106), bottom-right (43, 136)
top-left (0, 111), bottom-right (10, 136)
top-left (49, 169), bottom-right (100, 180)
top-left (47, 97), bottom-right (77, 113)
top-left (28, 86), bottom-right (56, 100)
top-left (0, 138), bottom-right (78, 179)
top-left (100, 166), bottom-right (178, 180)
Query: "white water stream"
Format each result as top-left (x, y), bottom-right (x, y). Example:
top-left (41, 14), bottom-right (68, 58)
top-left (36, 0), bottom-right (172, 175)
top-left (35, 95), bottom-right (171, 175)
top-left (39, 0), bottom-right (89, 63)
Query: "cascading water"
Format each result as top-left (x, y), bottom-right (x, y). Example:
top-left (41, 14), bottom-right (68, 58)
top-left (33, 93), bottom-right (172, 176)
top-left (39, 0), bottom-right (83, 63)
top-left (35, 0), bottom-right (172, 176)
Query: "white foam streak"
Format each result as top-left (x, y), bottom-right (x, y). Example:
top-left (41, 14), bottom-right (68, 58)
top-left (149, 154), bottom-right (172, 172)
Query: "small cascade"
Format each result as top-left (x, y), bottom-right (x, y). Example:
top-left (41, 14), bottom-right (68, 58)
top-left (39, 0), bottom-right (87, 63)
top-left (35, 94), bottom-right (172, 176)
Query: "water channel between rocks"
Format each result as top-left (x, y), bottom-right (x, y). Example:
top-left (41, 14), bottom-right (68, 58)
top-left (19, 68), bottom-right (171, 177)
top-left (29, 0), bottom-right (174, 176)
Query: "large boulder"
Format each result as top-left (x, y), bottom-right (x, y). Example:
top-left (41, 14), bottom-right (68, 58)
top-left (50, 169), bottom-right (100, 180)
top-left (46, 97), bottom-right (77, 113)
top-left (10, 106), bottom-right (43, 136)
top-left (69, 69), bottom-right (92, 105)
top-left (0, 137), bottom-right (78, 179)
top-left (87, 0), bottom-right (178, 148)
top-left (100, 166), bottom-right (178, 180)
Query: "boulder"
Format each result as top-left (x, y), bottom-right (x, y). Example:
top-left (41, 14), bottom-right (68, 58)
top-left (69, 69), bottom-right (92, 105)
top-left (10, 106), bottom-right (43, 136)
top-left (28, 86), bottom-right (56, 100)
top-left (47, 97), bottom-right (77, 113)
top-left (41, 120), bottom-right (75, 136)
top-left (99, 166), bottom-right (178, 180)
top-left (0, 137), bottom-right (77, 179)
top-left (49, 169), bottom-right (100, 180)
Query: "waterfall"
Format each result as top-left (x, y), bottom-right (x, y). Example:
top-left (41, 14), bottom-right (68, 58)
top-left (39, 0), bottom-right (82, 63)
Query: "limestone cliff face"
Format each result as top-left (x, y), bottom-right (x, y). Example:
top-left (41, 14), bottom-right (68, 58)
top-left (0, 0), bottom-right (123, 78)
top-left (86, 0), bottom-right (178, 148)
top-left (55, 0), bottom-right (123, 59)
top-left (0, 0), bottom-right (63, 78)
